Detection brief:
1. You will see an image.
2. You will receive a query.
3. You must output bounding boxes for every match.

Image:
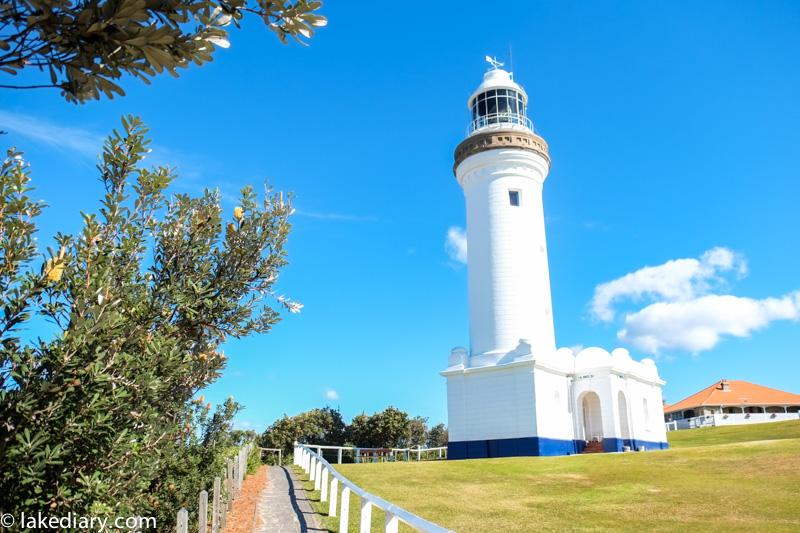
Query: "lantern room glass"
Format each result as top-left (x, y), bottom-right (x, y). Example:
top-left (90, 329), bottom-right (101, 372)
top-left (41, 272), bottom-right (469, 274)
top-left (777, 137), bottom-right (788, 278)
top-left (470, 89), bottom-right (530, 132)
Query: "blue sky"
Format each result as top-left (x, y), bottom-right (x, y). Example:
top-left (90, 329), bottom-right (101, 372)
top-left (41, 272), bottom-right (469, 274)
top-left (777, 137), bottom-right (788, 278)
top-left (2, 1), bottom-right (799, 432)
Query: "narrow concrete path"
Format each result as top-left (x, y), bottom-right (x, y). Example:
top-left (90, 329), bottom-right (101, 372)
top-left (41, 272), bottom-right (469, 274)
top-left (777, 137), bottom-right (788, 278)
top-left (253, 466), bottom-right (325, 533)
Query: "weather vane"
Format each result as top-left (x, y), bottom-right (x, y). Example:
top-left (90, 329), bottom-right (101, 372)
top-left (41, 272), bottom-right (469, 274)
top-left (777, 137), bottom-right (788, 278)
top-left (485, 55), bottom-right (504, 70)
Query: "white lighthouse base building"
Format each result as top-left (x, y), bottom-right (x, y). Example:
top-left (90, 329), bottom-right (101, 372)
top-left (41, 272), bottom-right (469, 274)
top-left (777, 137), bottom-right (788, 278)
top-left (443, 346), bottom-right (669, 458)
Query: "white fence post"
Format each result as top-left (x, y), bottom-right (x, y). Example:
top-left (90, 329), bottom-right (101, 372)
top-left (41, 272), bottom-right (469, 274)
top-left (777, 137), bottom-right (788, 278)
top-left (329, 477), bottom-right (339, 517)
top-left (360, 499), bottom-right (373, 533)
top-left (211, 476), bottom-right (221, 533)
top-left (234, 455), bottom-right (240, 497)
top-left (339, 486), bottom-right (351, 533)
top-left (385, 512), bottom-right (399, 533)
top-left (299, 444), bottom-right (455, 533)
top-left (176, 508), bottom-right (188, 533)
top-left (198, 489), bottom-right (208, 533)
top-left (321, 468), bottom-right (329, 502)
top-left (338, 448), bottom-right (343, 464)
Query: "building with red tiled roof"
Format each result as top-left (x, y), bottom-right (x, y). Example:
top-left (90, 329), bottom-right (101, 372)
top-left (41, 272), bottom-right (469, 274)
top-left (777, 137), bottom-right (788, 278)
top-left (663, 379), bottom-right (800, 430)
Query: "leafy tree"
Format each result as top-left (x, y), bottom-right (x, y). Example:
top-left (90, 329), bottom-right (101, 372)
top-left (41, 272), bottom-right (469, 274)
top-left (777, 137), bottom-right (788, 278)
top-left (346, 412), bottom-right (372, 447)
top-left (0, 0), bottom-right (326, 102)
top-left (406, 416), bottom-right (428, 448)
top-left (260, 406), bottom-right (346, 458)
top-left (0, 116), bottom-right (297, 524)
top-left (345, 406), bottom-right (411, 448)
top-left (427, 423), bottom-right (448, 448)
top-left (368, 406), bottom-right (411, 448)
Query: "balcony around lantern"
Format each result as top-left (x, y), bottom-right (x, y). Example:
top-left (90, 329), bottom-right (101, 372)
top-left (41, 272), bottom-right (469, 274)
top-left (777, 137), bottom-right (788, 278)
top-left (468, 112), bottom-right (534, 135)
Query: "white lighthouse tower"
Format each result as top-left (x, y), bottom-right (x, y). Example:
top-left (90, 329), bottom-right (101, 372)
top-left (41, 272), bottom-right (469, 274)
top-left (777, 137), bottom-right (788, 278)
top-left (443, 59), bottom-right (670, 459)
top-left (456, 61), bottom-right (555, 363)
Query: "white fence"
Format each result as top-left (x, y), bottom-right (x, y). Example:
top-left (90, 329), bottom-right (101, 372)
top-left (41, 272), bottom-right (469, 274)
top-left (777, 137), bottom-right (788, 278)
top-left (295, 444), bottom-right (454, 533)
top-left (665, 411), bottom-right (800, 431)
top-left (301, 444), bottom-right (447, 464)
top-left (175, 442), bottom-right (254, 533)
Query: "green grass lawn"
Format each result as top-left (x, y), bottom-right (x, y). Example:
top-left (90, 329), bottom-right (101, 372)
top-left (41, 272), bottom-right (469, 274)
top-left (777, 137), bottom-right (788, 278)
top-left (296, 420), bottom-right (800, 532)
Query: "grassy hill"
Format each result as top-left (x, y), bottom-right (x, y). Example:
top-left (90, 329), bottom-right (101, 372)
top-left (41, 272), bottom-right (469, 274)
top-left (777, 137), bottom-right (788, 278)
top-left (298, 420), bottom-right (800, 532)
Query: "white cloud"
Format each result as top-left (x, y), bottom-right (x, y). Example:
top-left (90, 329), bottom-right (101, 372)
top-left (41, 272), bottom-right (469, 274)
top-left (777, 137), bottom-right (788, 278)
top-left (0, 110), bottom-right (215, 184)
top-left (619, 292), bottom-right (800, 354)
top-left (590, 247), bottom-right (747, 322)
top-left (445, 226), bottom-right (467, 264)
top-left (324, 388), bottom-right (339, 401)
top-left (0, 109), bottom-right (103, 158)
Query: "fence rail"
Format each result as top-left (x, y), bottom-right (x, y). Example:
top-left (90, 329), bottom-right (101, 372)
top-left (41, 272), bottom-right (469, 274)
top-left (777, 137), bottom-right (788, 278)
top-left (665, 411), bottom-right (800, 431)
top-left (175, 442), bottom-right (254, 533)
top-left (300, 444), bottom-right (447, 464)
top-left (295, 444), bottom-right (454, 533)
top-left (259, 446), bottom-right (283, 465)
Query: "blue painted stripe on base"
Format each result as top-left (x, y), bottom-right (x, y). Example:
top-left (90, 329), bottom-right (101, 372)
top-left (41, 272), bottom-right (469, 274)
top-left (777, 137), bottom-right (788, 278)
top-left (629, 439), bottom-right (670, 451)
top-left (447, 437), bottom-right (669, 459)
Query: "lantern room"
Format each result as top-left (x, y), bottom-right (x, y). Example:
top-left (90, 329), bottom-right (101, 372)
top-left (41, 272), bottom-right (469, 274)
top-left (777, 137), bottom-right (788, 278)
top-left (467, 67), bottom-right (532, 135)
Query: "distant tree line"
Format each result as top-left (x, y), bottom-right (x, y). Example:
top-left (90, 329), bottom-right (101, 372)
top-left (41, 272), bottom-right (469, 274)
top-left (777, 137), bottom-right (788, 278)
top-left (260, 406), bottom-right (448, 458)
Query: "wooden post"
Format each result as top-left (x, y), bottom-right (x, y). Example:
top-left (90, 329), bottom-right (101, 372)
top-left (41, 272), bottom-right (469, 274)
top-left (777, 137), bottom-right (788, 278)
top-left (212, 477), bottom-right (221, 533)
top-left (417, 448), bottom-right (421, 461)
top-left (339, 487), bottom-right (351, 533)
top-left (176, 508), bottom-right (188, 533)
top-left (227, 458), bottom-right (233, 500)
top-left (338, 448), bottom-right (343, 464)
top-left (198, 489), bottom-right (208, 533)
top-left (226, 460), bottom-right (234, 512)
top-left (231, 457), bottom-right (238, 499)
top-left (360, 499), bottom-right (372, 533)
top-left (320, 468), bottom-right (329, 502)
top-left (329, 478), bottom-right (339, 518)
top-left (385, 511), bottom-right (399, 533)
top-left (310, 457), bottom-right (316, 481)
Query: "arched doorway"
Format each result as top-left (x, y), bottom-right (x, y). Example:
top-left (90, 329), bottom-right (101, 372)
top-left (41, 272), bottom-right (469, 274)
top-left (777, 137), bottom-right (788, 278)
top-left (581, 392), bottom-right (603, 442)
top-left (618, 391), bottom-right (631, 442)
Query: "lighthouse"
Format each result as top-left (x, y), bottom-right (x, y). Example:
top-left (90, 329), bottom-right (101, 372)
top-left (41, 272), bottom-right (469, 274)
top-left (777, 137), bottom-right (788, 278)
top-left (455, 61), bottom-right (555, 362)
top-left (443, 59), bottom-right (670, 459)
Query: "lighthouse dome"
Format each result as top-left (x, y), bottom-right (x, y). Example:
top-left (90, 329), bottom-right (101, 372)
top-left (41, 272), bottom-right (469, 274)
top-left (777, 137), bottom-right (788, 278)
top-left (467, 68), bottom-right (532, 135)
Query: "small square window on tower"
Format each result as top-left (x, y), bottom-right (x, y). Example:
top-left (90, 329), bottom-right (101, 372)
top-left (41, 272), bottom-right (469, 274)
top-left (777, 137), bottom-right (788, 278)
top-left (509, 190), bottom-right (521, 206)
